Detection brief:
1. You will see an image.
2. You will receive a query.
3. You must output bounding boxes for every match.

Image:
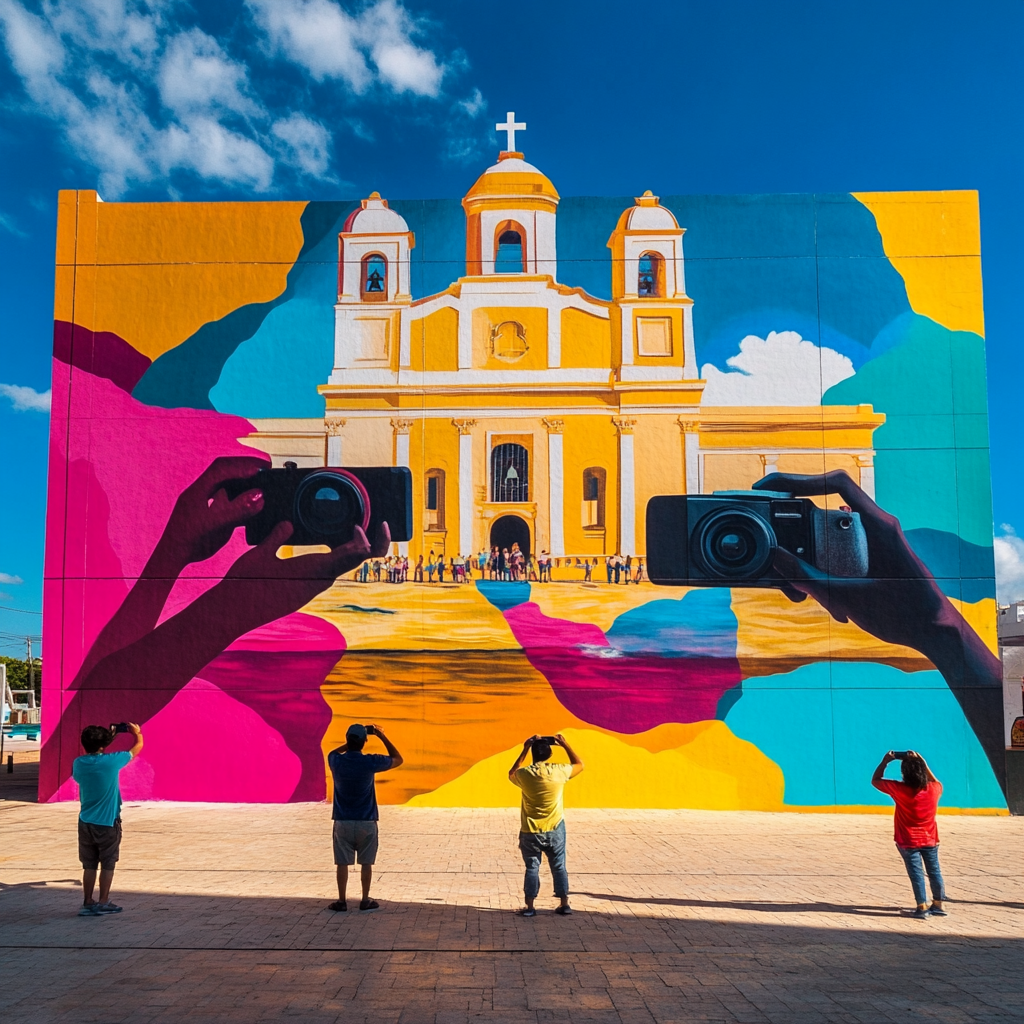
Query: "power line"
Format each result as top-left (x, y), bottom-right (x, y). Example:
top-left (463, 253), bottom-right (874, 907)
top-left (0, 605), bottom-right (42, 615)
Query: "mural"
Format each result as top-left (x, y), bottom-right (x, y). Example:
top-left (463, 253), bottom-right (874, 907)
top-left (41, 137), bottom-right (1006, 811)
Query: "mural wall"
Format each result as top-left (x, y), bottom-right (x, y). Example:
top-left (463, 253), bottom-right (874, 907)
top-left (41, 147), bottom-right (1007, 810)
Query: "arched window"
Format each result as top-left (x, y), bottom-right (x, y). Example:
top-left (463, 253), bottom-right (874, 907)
top-left (582, 467), bottom-right (606, 529)
top-left (361, 253), bottom-right (388, 300)
top-left (490, 320), bottom-right (528, 361)
top-left (494, 221), bottom-right (526, 273)
top-left (638, 252), bottom-right (663, 297)
top-left (425, 469), bottom-right (445, 530)
top-left (491, 443), bottom-right (529, 502)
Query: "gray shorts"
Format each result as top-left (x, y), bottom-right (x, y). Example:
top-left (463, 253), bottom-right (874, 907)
top-left (78, 819), bottom-right (122, 870)
top-left (333, 820), bottom-right (379, 865)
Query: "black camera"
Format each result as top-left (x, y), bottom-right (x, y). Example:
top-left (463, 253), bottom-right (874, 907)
top-left (110, 722), bottom-right (130, 734)
top-left (227, 462), bottom-right (412, 547)
top-left (645, 489), bottom-right (869, 588)
top-left (892, 751), bottom-right (909, 759)
top-left (364, 725), bottom-right (376, 736)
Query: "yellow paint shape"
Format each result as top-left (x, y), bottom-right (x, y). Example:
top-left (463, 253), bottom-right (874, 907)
top-left (56, 190), bottom-right (306, 359)
top-left (853, 191), bottom-right (984, 336)
top-left (406, 725), bottom-right (785, 810)
top-left (306, 579), bottom-right (519, 650)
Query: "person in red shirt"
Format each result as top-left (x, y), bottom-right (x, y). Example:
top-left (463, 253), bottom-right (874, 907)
top-left (871, 750), bottom-right (947, 919)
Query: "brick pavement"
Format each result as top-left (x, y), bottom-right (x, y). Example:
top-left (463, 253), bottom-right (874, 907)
top-left (1, 790), bottom-right (1021, 1023)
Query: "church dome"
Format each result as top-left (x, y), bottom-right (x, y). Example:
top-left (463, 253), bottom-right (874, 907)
top-left (343, 192), bottom-right (410, 234)
top-left (463, 152), bottom-right (560, 208)
top-left (613, 191), bottom-right (679, 233)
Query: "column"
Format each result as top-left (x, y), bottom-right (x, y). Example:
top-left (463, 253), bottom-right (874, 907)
top-left (613, 417), bottom-right (637, 556)
top-left (453, 419), bottom-right (477, 556)
top-left (543, 418), bottom-right (565, 556)
top-left (855, 453), bottom-right (876, 499)
top-left (758, 452), bottom-right (779, 480)
top-left (325, 418), bottom-right (345, 467)
top-left (391, 418), bottom-right (414, 554)
top-left (677, 417), bottom-right (701, 494)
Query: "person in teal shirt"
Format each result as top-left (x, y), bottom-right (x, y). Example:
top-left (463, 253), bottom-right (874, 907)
top-left (72, 723), bottom-right (143, 916)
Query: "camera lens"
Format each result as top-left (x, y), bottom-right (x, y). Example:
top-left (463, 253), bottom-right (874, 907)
top-left (693, 509), bottom-right (776, 579)
top-left (294, 471), bottom-right (367, 541)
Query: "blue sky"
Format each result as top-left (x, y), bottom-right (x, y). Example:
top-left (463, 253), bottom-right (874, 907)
top-left (1, 0), bottom-right (1023, 647)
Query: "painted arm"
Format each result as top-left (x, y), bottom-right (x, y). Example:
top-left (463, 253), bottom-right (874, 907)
top-left (756, 471), bottom-right (1005, 795)
top-left (555, 733), bottom-right (585, 778)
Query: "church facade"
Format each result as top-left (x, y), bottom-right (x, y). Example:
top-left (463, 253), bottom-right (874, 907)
top-left (244, 149), bottom-right (884, 561)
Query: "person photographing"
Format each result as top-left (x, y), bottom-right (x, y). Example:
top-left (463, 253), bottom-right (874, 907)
top-left (72, 722), bottom-right (144, 916)
top-left (508, 733), bottom-right (584, 917)
top-left (327, 723), bottom-right (403, 912)
top-left (871, 749), bottom-right (947, 919)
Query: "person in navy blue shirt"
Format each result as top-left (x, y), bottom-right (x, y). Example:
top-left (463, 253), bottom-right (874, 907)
top-left (72, 723), bottom-right (144, 916)
top-left (327, 723), bottom-right (404, 912)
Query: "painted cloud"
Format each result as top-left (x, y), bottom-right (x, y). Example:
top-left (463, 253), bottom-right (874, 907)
top-left (700, 331), bottom-right (855, 406)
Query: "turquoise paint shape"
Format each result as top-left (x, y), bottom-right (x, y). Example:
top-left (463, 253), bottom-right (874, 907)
top-left (605, 588), bottom-right (737, 658)
top-left (476, 580), bottom-right (531, 612)
top-left (724, 661), bottom-right (1004, 808)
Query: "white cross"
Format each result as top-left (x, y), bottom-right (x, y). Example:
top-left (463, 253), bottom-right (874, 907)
top-left (495, 111), bottom-right (526, 152)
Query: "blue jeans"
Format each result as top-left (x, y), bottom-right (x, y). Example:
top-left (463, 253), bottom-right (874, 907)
top-left (519, 820), bottom-right (569, 899)
top-left (897, 845), bottom-right (946, 906)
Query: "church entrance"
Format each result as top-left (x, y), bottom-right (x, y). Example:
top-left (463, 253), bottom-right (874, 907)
top-left (490, 515), bottom-right (531, 559)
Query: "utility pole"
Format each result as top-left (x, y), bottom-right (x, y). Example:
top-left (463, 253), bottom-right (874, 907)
top-left (25, 636), bottom-right (33, 694)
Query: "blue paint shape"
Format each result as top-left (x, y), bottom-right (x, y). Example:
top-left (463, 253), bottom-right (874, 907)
top-left (905, 528), bottom-right (996, 603)
top-left (605, 588), bottom-right (737, 658)
top-left (724, 661), bottom-right (1004, 808)
top-left (476, 580), bottom-right (531, 612)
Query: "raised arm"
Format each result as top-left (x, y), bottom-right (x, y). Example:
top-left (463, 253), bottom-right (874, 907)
top-left (127, 722), bottom-right (144, 760)
top-left (555, 733), bottom-right (585, 778)
top-left (907, 750), bottom-right (940, 784)
top-left (870, 750), bottom-right (896, 790)
top-left (508, 736), bottom-right (537, 780)
top-left (371, 725), bottom-right (404, 769)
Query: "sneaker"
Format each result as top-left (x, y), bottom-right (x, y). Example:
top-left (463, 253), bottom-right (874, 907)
top-left (928, 906), bottom-right (948, 917)
top-left (93, 902), bottom-right (123, 915)
top-left (78, 904), bottom-right (100, 916)
top-left (359, 899), bottom-right (379, 912)
top-left (328, 900), bottom-right (347, 912)
top-left (516, 907), bottom-right (536, 917)
top-left (555, 904), bottom-right (573, 915)
top-left (899, 907), bottom-right (929, 920)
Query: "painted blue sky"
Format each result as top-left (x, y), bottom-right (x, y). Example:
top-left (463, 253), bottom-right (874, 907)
top-left (1, 0), bottom-right (1023, 646)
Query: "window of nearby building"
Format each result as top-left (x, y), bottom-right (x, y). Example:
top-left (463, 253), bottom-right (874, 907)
top-left (494, 224), bottom-right (526, 273)
top-left (361, 253), bottom-right (388, 300)
top-left (425, 469), bottom-right (445, 530)
top-left (638, 252), bottom-right (663, 297)
top-left (637, 316), bottom-right (673, 357)
top-left (491, 443), bottom-right (529, 502)
top-left (582, 467), bottom-right (606, 529)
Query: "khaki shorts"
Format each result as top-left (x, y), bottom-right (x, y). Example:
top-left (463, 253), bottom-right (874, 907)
top-left (78, 819), bottom-right (122, 870)
top-left (333, 820), bottom-right (379, 865)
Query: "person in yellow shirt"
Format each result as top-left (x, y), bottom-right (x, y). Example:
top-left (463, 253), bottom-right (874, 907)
top-left (507, 733), bottom-right (584, 916)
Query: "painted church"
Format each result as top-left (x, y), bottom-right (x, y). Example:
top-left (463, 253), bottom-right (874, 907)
top-left (245, 121), bottom-right (884, 560)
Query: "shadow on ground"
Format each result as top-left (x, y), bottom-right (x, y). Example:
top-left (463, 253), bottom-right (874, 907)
top-left (0, 883), bottom-right (1021, 1024)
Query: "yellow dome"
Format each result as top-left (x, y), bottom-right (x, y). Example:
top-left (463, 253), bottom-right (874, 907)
top-left (463, 152), bottom-right (560, 213)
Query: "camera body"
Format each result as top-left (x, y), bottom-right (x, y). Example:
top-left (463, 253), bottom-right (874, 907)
top-left (364, 725), bottom-right (376, 737)
top-left (645, 489), bottom-right (869, 588)
top-left (892, 751), bottom-right (909, 760)
top-left (227, 463), bottom-right (412, 547)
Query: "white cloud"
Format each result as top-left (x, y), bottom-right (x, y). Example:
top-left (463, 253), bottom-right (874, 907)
top-left (248, 0), bottom-right (444, 96)
top-left (271, 112), bottom-right (331, 177)
top-left (0, 383), bottom-right (51, 412)
top-left (0, 572), bottom-right (24, 584)
top-left (0, 0), bottom-right (465, 195)
top-left (0, 211), bottom-right (27, 236)
top-left (995, 525), bottom-right (1024, 604)
top-left (700, 330), bottom-right (856, 406)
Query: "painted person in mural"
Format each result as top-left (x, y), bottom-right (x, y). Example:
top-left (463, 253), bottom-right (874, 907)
top-left (871, 749), bottom-right (947, 919)
top-left (508, 734), bottom-right (585, 917)
top-left (41, 457), bottom-right (391, 802)
top-left (327, 723), bottom-right (404, 913)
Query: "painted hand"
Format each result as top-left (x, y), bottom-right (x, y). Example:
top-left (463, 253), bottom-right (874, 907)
top-left (153, 456), bottom-right (270, 567)
top-left (754, 470), bottom-right (959, 654)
